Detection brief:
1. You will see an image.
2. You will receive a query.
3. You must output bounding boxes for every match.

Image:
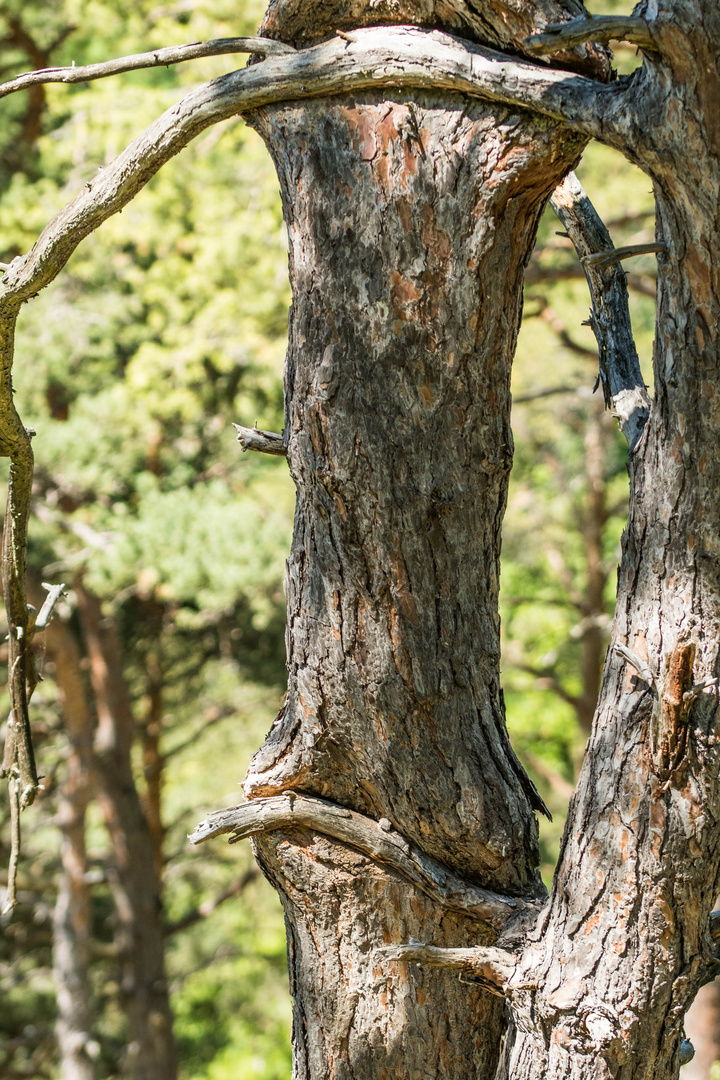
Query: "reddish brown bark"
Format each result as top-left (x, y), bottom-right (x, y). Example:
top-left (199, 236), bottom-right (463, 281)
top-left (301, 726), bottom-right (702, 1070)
top-left (74, 583), bottom-right (176, 1080)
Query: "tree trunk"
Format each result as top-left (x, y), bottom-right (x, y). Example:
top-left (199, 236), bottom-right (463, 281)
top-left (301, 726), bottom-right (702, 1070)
top-left (74, 583), bottom-right (176, 1080)
top-left (501, 6), bottom-right (720, 1080)
top-left (242, 84), bottom-right (586, 1076)
top-left (33, 580), bottom-right (98, 1080)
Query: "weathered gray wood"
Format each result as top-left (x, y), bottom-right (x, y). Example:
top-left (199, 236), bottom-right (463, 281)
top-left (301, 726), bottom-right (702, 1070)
top-left (232, 423), bottom-right (286, 456)
top-left (190, 793), bottom-right (539, 928)
top-left (525, 14), bottom-right (656, 54)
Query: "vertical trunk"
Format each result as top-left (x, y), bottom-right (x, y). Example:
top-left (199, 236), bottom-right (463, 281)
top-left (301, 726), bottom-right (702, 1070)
top-left (140, 649), bottom-right (165, 881)
top-left (35, 584), bottom-right (97, 1080)
top-left (75, 583), bottom-right (176, 1080)
top-left (504, 7), bottom-right (720, 1079)
top-left (244, 89), bottom-right (586, 1076)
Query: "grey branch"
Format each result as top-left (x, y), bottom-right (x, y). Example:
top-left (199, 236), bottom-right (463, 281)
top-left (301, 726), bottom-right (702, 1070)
top-left (232, 424), bottom-right (287, 457)
top-left (525, 15), bottom-right (656, 55)
top-left (613, 641), bottom-right (657, 688)
top-left (377, 941), bottom-right (516, 993)
top-left (189, 793), bottom-right (532, 929)
top-left (33, 582), bottom-right (66, 633)
top-left (582, 242), bottom-right (668, 271)
top-left (550, 172), bottom-right (651, 451)
top-left (2, 776), bottom-right (21, 914)
top-left (0, 37), bottom-right (296, 101)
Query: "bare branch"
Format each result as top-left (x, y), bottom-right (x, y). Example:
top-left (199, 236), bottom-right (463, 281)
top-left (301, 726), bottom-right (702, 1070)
top-left (550, 172), bottom-right (651, 450)
top-left (0, 37), bottom-right (296, 101)
top-left (232, 423), bottom-right (287, 457)
top-left (377, 941), bottom-right (516, 994)
top-left (525, 15), bottom-right (657, 55)
top-left (2, 775), bottom-right (20, 913)
top-left (189, 793), bottom-right (536, 929)
top-left (513, 384), bottom-right (580, 405)
top-left (0, 26), bottom-right (621, 304)
top-left (582, 242), bottom-right (667, 270)
top-left (33, 582), bottom-right (66, 632)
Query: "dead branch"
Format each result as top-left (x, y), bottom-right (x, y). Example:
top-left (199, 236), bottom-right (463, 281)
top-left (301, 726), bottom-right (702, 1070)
top-left (189, 793), bottom-right (537, 930)
top-left (525, 15), bottom-right (656, 55)
top-left (0, 36), bottom-right (296, 101)
top-left (550, 172), bottom-right (652, 450)
top-left (232, 423), bottom-right (286, 457)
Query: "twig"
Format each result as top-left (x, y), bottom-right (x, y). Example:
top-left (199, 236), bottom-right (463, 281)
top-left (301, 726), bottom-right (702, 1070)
top-left (232, 423), bottom-right (286, 457)
top-left (189, 793), bottom-right (535, 930)
top-left (34, 581), bottom-right (67, 632)
top-left (0, 37), bottom-right (296, 101)
top-left (513, 384), bottom-right (580, 405)
top-left (164, 866), bottom-right (259, 935)
top-left (613, 641), bottom-right (657, 688)
top-left (2, 775), bottom-right (21, 914)
top-left (525, 15), bottom-right (657, 55)
top-left (582, 242), bottom-right (667, 270)
top-left (550, 172), bottom-right (651, 451)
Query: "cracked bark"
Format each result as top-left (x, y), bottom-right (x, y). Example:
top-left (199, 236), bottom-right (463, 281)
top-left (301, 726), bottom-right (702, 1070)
top-left (241, 4), bottom-right (591, 1064)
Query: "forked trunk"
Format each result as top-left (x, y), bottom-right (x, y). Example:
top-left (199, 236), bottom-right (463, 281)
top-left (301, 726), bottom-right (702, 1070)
top-left (189, 1), bottom-right (720, 1078)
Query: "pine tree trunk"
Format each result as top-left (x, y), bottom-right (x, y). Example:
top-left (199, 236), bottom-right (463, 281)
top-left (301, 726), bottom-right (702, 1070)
top-left (191, 1), bottom-right (720, 1077)
top-left (243, 89), bottom-right (585, 1077)
top-left (74, 584), bottom-right (177, 1080)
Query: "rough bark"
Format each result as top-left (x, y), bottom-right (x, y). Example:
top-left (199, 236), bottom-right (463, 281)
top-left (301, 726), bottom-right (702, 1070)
top-left (239, 49), bottom-right (589, 1067)
top-left (498, 5), bottom-right (720, 1080)
top-left (74, 584), bottom-right (176, 1080)
top-left (35, 584), bottom-right (98, 1080)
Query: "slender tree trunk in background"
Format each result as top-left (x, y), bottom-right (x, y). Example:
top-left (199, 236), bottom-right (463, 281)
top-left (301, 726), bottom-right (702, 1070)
top-left (140, 649), bottom-right (165, 880)
top-left (74, 583), bottom-right (176, 1080)
top-left (29, 578), bottom-right (97, 1080)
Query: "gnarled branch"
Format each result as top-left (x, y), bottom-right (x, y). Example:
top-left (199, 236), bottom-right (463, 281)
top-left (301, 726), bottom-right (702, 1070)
top-left (525, 15), bottom-right (656, 55)
top-left (189, 793), bottom-right (537, 930)
top-left (0, 36), bottom-right (296, 101)
top-left (550, 172), bottom-right (651, 450)
top-left (377, 941), bottom-right (517, 995)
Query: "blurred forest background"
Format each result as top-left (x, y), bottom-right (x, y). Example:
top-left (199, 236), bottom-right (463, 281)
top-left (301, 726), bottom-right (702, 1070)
top-left (0, 1), bottom-right (705, 1078)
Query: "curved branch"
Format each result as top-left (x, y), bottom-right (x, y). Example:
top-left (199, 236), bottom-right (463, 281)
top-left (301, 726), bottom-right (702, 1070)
top-left (232, 423), bottom-right (287, 456)
top-left (550, 172), bottom-right (651, 450)
top-left (377, 941), bottom-right (516, 995)
top-left (0, 37), bottom-right (296, 101)
top-left (0, 25), bottom-right (622, 309)
top-left (525, 15), bottom-right (657, 55)
top-left (189, 793), bottom-right (537, 930)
